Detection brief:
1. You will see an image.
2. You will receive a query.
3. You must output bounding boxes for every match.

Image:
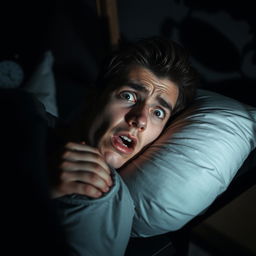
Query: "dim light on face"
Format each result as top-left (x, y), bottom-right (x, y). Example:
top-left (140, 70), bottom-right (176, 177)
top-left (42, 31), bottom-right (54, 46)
top-left (89, 66), bottom-right (179, 168)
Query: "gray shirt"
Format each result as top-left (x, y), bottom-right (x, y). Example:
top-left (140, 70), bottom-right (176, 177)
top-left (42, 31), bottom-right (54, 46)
top-left (54, 168), bottom-right (135, 256)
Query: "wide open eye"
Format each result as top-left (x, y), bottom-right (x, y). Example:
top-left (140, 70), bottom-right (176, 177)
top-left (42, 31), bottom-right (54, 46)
top-left (120, 91), bottom-right (137, 103)
top-left (153, 108), bottom-right (165, 119)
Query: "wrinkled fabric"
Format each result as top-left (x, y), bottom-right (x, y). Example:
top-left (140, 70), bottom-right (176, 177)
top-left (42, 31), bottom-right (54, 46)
top-left (120, 89), bottom-right (256, 237)
top-left (54, 168), bottom-right (135, 256)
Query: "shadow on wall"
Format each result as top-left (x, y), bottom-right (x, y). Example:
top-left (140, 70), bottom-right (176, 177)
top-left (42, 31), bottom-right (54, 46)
top-left (118, 0), bottom-right (256, 105)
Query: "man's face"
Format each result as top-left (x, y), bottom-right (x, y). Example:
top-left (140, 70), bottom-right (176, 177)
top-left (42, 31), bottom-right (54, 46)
top-left (89, 66), bottom-right (179, 168)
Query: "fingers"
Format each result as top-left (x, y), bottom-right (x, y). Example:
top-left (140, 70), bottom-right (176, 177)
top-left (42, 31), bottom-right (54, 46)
top-left (60, 162), bottom-right (112, 188)
top-left (61, 161), bottom-right (112, 186)
top-left (52, 142), bottom-right (113, 199)
top-left (61, 170), bottom-right (110, 193)
top-left (61, 142), bottom-right (111, 184)
top-left (52, 181), bottom-right (104, 199)
top-left (62, 149), bottom-right (110, 174)
top-left (65, 142), bottom-right (100, 155)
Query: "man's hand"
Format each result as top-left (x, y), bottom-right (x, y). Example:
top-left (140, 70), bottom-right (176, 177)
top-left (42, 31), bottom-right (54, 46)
top-left (52, 142), bottom-right (113, 199)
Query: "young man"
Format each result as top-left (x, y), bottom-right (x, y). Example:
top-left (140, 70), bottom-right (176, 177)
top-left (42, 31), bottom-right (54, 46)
top-left (52, 37), bottom-right (199, 255)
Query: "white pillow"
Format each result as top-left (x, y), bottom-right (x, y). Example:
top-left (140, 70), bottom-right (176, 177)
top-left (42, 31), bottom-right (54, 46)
top-left (119, 89), bottom-right (256, 237)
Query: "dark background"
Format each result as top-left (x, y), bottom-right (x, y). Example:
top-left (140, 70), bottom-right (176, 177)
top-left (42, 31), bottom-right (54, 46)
top-left (118, 0), bottom-right (256, 105)
top-left (1, 0), bottom-right (255, 118)
top-left (1, 1), bottom-right (255, 254)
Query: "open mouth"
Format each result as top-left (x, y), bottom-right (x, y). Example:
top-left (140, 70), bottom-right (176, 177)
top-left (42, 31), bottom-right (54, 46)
top-left (111, 134), bottom-right (137, 154)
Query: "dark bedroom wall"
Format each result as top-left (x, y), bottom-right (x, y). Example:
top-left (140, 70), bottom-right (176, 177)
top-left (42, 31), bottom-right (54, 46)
top-left (1, 0), bottom-right (255, 113)
top-left (1, 1), bottom-right (54, 80)
top-left (1, 0), bottom-right (106, 84)
top-left (118, 0), bottom-right (256, 106)
top-left (1, 0), bottom-right (109, 118)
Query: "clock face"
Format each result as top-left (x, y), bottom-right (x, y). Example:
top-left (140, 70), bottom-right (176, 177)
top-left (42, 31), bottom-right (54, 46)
top-left (0, 60), bottom-right (24, 88)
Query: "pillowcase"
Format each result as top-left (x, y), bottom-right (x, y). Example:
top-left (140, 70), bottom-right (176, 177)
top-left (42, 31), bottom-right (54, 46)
top-left (119, 89), bottom-right (256, 237)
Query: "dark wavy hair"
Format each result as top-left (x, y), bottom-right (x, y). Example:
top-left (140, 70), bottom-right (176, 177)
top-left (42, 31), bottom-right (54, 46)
top-left (97, 37), bottom-right (199, 115)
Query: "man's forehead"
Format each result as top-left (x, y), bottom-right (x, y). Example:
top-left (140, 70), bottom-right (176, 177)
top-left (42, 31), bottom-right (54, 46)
top-left (127, 66), bottom-right (175, 94)
top-left (108, 66), bottom-right (179, 111)
top-left (124, 82), bottom-right (148, 93)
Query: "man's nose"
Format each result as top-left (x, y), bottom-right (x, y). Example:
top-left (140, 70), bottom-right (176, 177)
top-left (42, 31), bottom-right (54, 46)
top-left (125, 105), bottom-right (148, 131)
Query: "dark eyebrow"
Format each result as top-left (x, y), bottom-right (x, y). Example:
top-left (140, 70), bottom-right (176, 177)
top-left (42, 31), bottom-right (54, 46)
top-left (157, 96), bottom-right (173, 113)
top-left (124, 82), bottom-right (173, 112)
top-left (125, 82), bottom-right (149, 93)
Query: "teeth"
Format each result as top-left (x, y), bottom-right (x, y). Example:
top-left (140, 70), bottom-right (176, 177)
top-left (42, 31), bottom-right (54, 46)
top-left (120, 135), bottom-right (132, 143)
top-left (122, 143), bottom-right (128, 147)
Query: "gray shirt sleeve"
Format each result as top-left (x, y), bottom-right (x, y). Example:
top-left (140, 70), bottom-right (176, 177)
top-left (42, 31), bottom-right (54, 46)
top-left (54, 168), bottom-right (135, 256)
